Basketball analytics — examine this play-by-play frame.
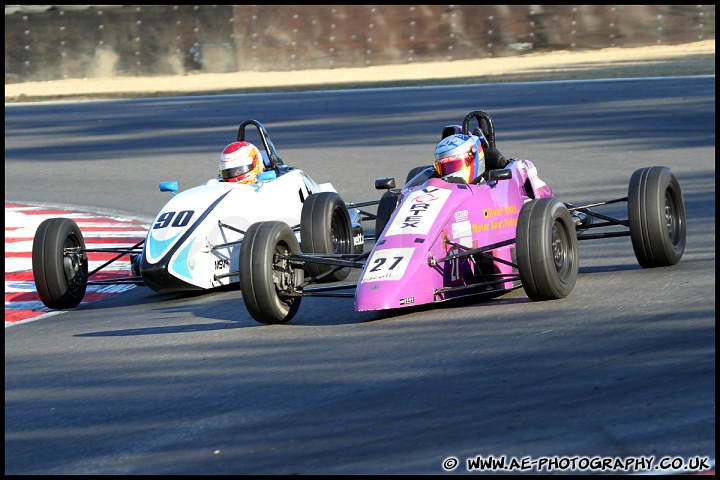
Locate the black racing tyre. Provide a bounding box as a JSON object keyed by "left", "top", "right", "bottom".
{"left": 405, "top": 165, "right": 434, "bottom": 185}
{"left": 516, "top": 198, "right": 578, "bottom": 301}
{"left": 32, "top": 217, "right": 88, "bottom": 309}
{"left": 373, "top": 165, "right": 432, "bottom": 238}
{"left": 239, "top": 221, "right": 303, "bottom": 324}
{"left": 375, "top": 190, "right": 400, "bottom": 240}
{"left": 627, "top": 166, "right": 686, "bottom": 268}
{"left": 300, "top": 192, "right": 353, "bottom": 282}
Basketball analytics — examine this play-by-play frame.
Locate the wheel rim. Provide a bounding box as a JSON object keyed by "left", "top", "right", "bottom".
{"left": 551, "top": 220, "right": 571, "bottom": 277}
{"left": 331, "top": 208, "right": 351, "bottom": 255}
{"left": 272, "top": 243, "right": 294, "bottom": 294}
{"left": 664, "top": 189, "right": 681, "bottom": 246}
{"left": 63, "top": 234, "right": 86, "bottom": 294}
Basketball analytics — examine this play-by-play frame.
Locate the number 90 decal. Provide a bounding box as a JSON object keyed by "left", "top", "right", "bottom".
{"left": 360, "top": 247, "right": 414, "bottom": 283}
{"left": 153, "top": 210, "right": 195, "bottom": 229}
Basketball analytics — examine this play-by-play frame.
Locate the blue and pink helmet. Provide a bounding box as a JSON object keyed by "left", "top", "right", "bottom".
{"left": 434, "top": 133, "right": 486, "bottom": 183}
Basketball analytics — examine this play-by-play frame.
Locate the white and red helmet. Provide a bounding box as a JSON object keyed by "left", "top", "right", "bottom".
{"left": 219, "top": 141, "right": 264, "bottom": 184}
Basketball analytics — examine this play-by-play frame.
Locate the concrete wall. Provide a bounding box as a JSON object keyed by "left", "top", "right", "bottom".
{"left": 5, "top": 5, "right": 715, "bottom": 84}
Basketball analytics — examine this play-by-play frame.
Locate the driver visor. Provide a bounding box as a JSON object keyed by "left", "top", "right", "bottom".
{"left": 220, "top": 164, "right": 253, "bottom": 180}
{"left": 436, "top": 151, "right": 473, "bottom": 176}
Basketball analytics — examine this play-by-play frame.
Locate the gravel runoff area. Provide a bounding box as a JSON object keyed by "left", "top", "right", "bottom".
{"left": 4, "top": 39, "right": 715, "bottom": 103}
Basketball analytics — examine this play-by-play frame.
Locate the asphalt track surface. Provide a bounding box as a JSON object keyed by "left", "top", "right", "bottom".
{"left": 4, "top": 76, "right": 715, "bottom": 474}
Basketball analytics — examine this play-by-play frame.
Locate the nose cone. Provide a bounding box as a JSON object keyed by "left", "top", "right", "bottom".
{"left": 355, "top": 279, "right": 436, "bottom": 311}
{"left": 356, "top": 178, "right": 474, "bottom": 312}
{"left": 354, "top": 245, "right": 436, "bottom": 311}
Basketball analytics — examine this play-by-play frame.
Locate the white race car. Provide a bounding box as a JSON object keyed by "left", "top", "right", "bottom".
{"left": 31, "top": 119, "right": 373, "bottom": 310}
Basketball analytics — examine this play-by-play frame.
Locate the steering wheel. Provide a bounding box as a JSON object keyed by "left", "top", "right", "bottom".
{"left": 462, "top": 111, "right": 496, "bottom": 149}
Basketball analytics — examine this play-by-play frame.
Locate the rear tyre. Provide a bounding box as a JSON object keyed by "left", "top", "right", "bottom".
{"left": 239, "top": 221, "right": 303, "bottom": 324}
{"left": 32, "top": 218, "right": 88, "bottom": 309}
{"left": 516, "top": 198, "right": 578, "bottom": 301}
{"left": 628, "top": 166, "right": 686, "bottom": 267}
{"left": 300, "top": 192, "right": 353, "bottom": 282}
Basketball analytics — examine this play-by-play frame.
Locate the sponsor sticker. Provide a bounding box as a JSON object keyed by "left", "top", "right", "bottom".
{"left": 353, "top": 232, "right": 364, "bottom": 246}
{"left": 454, "top": 209, "right": 469, "bottom": 221}
{"left": 384, "top": 186, "right": 451, "bottom": 237}
{"left": 452, "top": 220, "right": 472, "bottom": 238}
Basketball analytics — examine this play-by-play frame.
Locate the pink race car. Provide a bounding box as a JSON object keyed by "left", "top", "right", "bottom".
{"left": 238, "top": 110, "right": 687, "bottom": 324}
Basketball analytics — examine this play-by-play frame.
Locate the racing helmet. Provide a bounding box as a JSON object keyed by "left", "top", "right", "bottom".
{"left": 219, "top": 141, "right": 264, "bottom": 184}
{"left": 434, "top": 133, "right": 485, "bottom": 183}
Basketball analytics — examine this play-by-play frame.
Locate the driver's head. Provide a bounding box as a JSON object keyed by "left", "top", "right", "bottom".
{"left": 434, "top": 134, "right": 485, "bottom": 183}
{"left": 219, "top": 141, "right": 264, "bottom": 184}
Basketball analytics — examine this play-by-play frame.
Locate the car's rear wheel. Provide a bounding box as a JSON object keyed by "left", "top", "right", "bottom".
{"left": 516, "top": 198, "right": 578, "bottom": 301}
{"left": 628, "top": 166, "right": 686, "bottom": 267}
{"left": 300, "top": 192, "right": 353, "bottom": 282}
{"left": 32, "top": 217, "right": 88, "bottom": 309}
{"left": 239, "top": 221, "right": 303, "bottom": 324}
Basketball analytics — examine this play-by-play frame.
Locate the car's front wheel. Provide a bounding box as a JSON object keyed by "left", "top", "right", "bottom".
{"left": 32, "top": 217, "right": 88, "bottom": 309}
{"left": 405, "top": 165, "right": 434, "bottom": 185}
{"left": 374, "top": 190, "right": 400, "bottom": 240}
{"left": 516, "top": 198, "right": 578, "bottom": 301}
{"left": 239, "top": 221, "right": 304, "bottom": 324}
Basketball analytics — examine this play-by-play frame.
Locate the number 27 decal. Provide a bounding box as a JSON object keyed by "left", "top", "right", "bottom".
{"left": 369, "top": 256, "right": 403, "bottom": 272}
{"left": 450, "top": 257, "right": 460, "bottom": 282}
{"left": 361, "top": 247, "right": 414, "bottom": 283}
{"left": 449, "top": 249, "right": 461, "bottom": 282}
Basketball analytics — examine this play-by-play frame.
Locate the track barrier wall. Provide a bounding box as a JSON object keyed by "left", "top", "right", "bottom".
{"left": 4, "top": 5, "right": 715, "bottom": 84}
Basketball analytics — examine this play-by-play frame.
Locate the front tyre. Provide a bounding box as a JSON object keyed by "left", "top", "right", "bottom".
{"left": 405, "top": 165, "right": 434, "bottom": 185}
{"left": 32, "top": 218, "right": 88, "bottom": 309}
{"left": 374, "top": 190, "right": 400, "bottom": 240}
{"left": 516, "top": 198, "right": 578, "bottom": 301}
{"left": 300, "top": 192, "right": 353, "bottom": 282}
{"left": 239, "top": 221, "right": 303, "bottom": 324}
{"left": 628, "top": 166, "right": 686, "bottom": 268}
